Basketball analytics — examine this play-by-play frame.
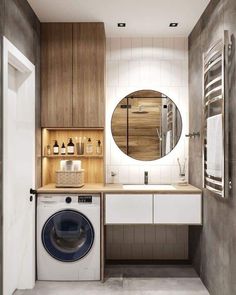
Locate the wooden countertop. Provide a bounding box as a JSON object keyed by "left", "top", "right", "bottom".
{"left": 37, "top": 183, "right": 201, "bottom": 194}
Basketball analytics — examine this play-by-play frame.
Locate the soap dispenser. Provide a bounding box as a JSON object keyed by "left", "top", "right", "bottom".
{"left": 96, "top": 140, "right": 102, "bottom": 155}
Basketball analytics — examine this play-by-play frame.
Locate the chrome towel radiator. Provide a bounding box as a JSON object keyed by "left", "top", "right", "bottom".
{"left": 203, "top": 30, "right": 232, "bottom": 198}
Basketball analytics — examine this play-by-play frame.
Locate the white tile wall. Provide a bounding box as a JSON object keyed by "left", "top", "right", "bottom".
{"left": 106, "top": 37, "right": 189, "bottom": 184}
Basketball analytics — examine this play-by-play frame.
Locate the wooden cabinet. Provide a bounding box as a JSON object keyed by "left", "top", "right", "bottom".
{"left": 105, "top": 194, "right": 153, "bottom": 224}
{"left": 41, "top": 23, "right": 105, "bottom": 128}
{"left": 41, "top": 23, "right": 73, "bottom": 127}
{"left": 154, "top": 194, "right": 202, "bottom": 224}
{"left": 73, "top": 23, "right": 105, "bottom": 127}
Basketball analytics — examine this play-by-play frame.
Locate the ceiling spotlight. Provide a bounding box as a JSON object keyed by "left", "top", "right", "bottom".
{"left": 169, "top": 23, "right": 178, "bottom": 27}
{"left": 117, "top": 23, "right": 126, "bottom": 27}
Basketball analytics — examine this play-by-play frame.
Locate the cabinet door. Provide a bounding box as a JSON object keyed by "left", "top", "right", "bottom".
{"left": 154, "top": 194, "right": 202, "bottom": 224}
{"left": 105, "top": 194, "right": 153, "bottom": 224}
{"left": 73, "top": 23, "right": 105, "bottom": 127}
{"left": 41, "top": 23, "right": 73, "bottom": 127}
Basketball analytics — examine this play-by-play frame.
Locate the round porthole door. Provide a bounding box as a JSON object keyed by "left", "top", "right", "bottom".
{"left": 42, "top": 210, "right": 94, "bottom": 262}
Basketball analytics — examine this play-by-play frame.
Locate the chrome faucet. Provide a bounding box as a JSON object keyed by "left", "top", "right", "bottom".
{"left": 144, "top": 171, "right": 148, "bottom": 185}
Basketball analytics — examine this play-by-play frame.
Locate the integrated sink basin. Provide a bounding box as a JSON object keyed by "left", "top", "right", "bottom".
{"left": 122, "top": 184, "right": 176, "bottom": 190}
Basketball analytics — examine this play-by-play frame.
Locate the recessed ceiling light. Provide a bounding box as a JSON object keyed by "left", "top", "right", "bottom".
{"left": 117, "top": 23, "right": 126, "bottom": 27}
{"left": 169, "top": 23, "right": 178, "bottom": 27}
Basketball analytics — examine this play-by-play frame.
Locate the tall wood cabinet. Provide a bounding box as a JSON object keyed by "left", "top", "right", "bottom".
{"left": 41, "top": 23, "right": 105, "bottom": 128}
{"left": 41, "top": 23, "right": 73, "bottom": 127}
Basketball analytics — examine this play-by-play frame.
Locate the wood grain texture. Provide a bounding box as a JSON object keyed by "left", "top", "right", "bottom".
{"left": 41, "top": 23, "right": 73, "bottom": 127}
{"left": 73, "top": 23, "right": 105, "bottom": 127}
{"left": 111, "top": 96, "right": 162, "bottom": 161}
{"left": 37, "top": 183, "right": 202, "bottom": 194}
{"left": 42, "top": 128, "right": 104, "bottom": 185}
{"left": 105, "top": 224, "right": 188, "bottom": 260}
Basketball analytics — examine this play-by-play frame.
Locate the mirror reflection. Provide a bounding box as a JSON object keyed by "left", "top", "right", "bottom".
{"left": 111, "top": 90, "right": 182, "bottom": 161}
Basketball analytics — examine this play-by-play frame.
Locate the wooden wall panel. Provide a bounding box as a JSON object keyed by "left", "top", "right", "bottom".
{"left": 73, "top": 23, "right": 105, "bottom": 127}
{"left": 41, "top": 23, "right": 73, "bottom": 127}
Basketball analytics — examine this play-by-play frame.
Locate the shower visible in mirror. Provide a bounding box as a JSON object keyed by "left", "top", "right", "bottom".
{"left": 111, "top": 89, "right": 182, "bottom": 161}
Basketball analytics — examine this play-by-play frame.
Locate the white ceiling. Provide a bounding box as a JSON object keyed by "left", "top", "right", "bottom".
{"left": 27, "top": 0, "right": 210, "bottom": 37}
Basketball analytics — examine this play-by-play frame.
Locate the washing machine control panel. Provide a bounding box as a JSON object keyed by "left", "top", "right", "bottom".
{"left": 78, "top": 195, "right": 92, "bottom": 203}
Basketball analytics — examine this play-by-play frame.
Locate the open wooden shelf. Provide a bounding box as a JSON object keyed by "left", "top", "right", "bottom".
{"left": 43, "top": 154, "right": 103, "bottom": 159}
{"left": 42, "top": 128, "right": 105, "bottom": 186}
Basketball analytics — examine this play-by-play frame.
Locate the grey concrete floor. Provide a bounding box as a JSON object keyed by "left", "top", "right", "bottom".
{"left": 14, "top": 265, "right": 210, "bottom": 295}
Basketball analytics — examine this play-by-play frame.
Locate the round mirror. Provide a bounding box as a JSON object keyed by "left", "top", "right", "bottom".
{"left": 111, "top": 90, "right": 182, "bottom": 161}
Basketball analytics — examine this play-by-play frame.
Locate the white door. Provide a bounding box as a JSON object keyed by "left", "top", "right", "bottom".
{"left": 3, "top": 37, "right": 35, "bottom": 295}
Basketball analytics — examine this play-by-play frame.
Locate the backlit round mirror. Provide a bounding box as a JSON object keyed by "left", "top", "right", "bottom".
{"left": 111, "top": 90, "right": 182, "bottom": 161}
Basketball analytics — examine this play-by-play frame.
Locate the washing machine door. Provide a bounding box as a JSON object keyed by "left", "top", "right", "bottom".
{"left": 42, "top": 209, "right": 94, "bottom": 262}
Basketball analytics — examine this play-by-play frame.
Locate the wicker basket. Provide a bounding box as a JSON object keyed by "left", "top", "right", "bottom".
{"left": 55, "top": 169, "right": 85, "bottom": 188}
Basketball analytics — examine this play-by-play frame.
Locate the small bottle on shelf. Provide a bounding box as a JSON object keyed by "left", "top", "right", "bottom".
{"left": 53, "top": 140, "right": 59, "bottom": 155}
{"left": 96, "top": 140, "right": 102, "bottom": 155}
{"left": 46, "top": 145, "right": 51, "bottom": 156}
{"left": 61, "top": 142, "right": 66, "bottom": 155}
{"left": 67, "top": 138, "right": 75, "bottom": 155}
{"left": 86, "top": 138, "right": 93, "bottom": 154}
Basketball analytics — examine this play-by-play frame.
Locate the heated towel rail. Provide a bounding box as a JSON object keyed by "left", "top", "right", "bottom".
{"left": 203, "top": 30, "right": 232, "bottom": 198}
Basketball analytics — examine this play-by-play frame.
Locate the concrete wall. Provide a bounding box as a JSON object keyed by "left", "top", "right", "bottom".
{"left": 188, "top": 0, "right": 236, "bottom": 294}
{"left": 0, "top": 0, "right": 40, "bottom": 293}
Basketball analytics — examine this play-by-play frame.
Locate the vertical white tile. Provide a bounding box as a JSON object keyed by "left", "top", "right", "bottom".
{"left": 153, "top": 38, "right": 163, "bottom": 60}
{"left": 160, "top": 61, "right": 171, "bottom": 86}
{"left": 131, "top": 38, "right": 142, "bottom": 60}
{"left": 118, "top": 61, "right": 130, "bottom": 87}
{"left": 150, "top": 61, "right": 161, "bottom": 86}
{"left": 106, "top": 61, "right": 119, "bottom": 87}
{"left": 171, "top": 165, "right": 181, "bottom": 184}
{"left": 106, "top": 165, "right": 119, "bottom": 184}
{"left": 160, "top": 166, "right": 172, "bottom": 183}
{"left": 129, "top": 61, "right": 141, "bottom": 87}
{"left": 142, "top": 38, "right": 153, "bottom": 60}
{"left": 171, "top": 61, "right": 184, "bottom": 87}
{"left": 128, "top": 166, "right": 141, "bottom": 184}
{"left": 149, "top": 166, "right": 161, "bottom": 184}
{"left": 110, "top": 38, "right": 121, "bottom": 60}
{"left": 106, "top": 37, "right": 189, "bottom": 191}
{"left": 120, "top": 38, "right": 132, "bottom": 60}
{"left": 140, "top": 61, "right": 151, "bottom": 85}
{"left": 118, "top": 166, "right": 130, "bottom": 184}
{"left": 162, "top": 38, "right": 174, "bottom": 60}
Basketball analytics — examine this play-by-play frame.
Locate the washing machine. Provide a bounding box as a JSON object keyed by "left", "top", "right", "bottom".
{"left": 37, "top": 194, "right": 100, "bottom": 281}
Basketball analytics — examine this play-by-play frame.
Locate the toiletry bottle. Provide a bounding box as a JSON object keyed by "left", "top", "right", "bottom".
{"left": 53, "top": 140, "right": 59, "bottom": 155}
{"left": 86, "top": 138, "right": 93, "bottom": 154}
{"left": 61, "top": 142, "right": 66, "bottom": 155}
{"left": 76, "top": 137, "right": 84, "bottom": 155}
{"left": 96, "top": 140, "right": 102, "bottom": 155}
{"left": 67, "top": 138, "right": 75, "bottom": 155}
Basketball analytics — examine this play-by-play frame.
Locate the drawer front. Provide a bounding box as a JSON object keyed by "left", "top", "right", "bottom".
{"left": 154, "top": 194, "right": 202, "bottom": 224}
{"left": 105, "top": 194, "right": 153, "bottom": 224}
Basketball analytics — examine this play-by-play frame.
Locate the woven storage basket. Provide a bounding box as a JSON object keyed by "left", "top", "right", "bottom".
{"left": 55, "top": 169, "right": 85, "bottom": 188}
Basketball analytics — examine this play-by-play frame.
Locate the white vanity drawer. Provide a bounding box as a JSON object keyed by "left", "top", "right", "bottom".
{"left": 154, "top": 194, "right": 202, "bottom": 224}
{"left": 105, "top": 194, "right": 153, "bottom": 224}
